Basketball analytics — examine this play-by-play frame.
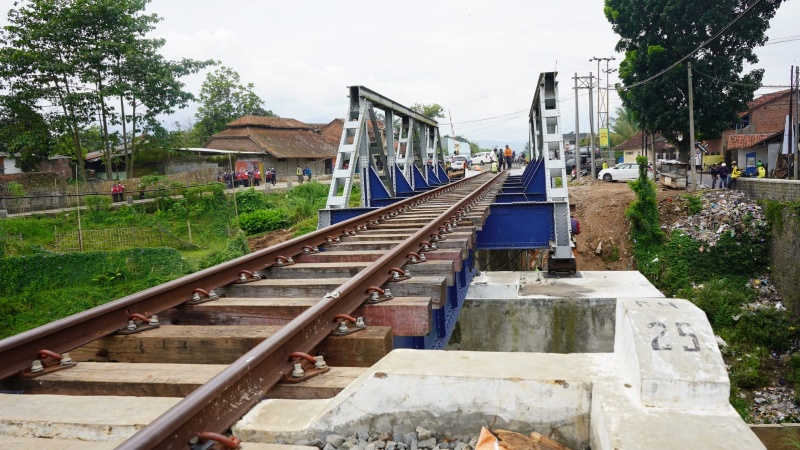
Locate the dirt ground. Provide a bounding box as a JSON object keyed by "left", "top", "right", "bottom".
{"left": 569, "top": 176, "right": 685, "bottom": 271}
{"left": 248, "top": 229, "right": 295, "bottom": 251}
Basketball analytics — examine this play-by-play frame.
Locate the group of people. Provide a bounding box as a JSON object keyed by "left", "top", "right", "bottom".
{"left": 110, "top": 181, "right": 125, "bottom": 202}
{"left": 490, "top": 145, "right": 516, "bottom": 173}
{"left": 708, "top": 160, "right": 766, "bottom": 189}
{"left": 217, "top": 168, "right": 278, "bottom": 189}
{"left": 296, "top": 166, "right": 312, "bottom": 184}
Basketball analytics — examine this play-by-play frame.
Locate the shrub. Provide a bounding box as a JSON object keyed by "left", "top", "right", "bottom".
{"left": 729, "top": 350, "right": 766, "bottom": 388}
{"left": 239, "top": 209, "right": 291, "bottom": 235}
{"left": 235, "top": 188, "right": 268, "bottom": 214}
{"left": 733, "top": 308, "right": 800, "bottom": 352}
{"left": 682, "top": 194, "right": 703, "bottom": 215}
{"left": 626, "top": 156, "right": 664, "bottom": 248}
{"left": 690, "top": 279, "right": 752, "bottom": 328}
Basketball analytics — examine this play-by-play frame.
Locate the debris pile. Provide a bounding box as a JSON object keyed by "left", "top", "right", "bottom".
{"left": 665, "top": 190, "right": 767, "bottom": 246}
{"left": 750, "top": 386, "right": 800, "bottom": 423}
{"left": 744, "top": 276, "right": 785, "bottom": 311}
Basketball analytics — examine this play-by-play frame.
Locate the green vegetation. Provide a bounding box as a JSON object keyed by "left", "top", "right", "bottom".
{"left": 0, "top": 248, "right": 193, "bottom": 338}
{"left": 605, "top": 0, "right": 783, "bottom": 160}
{"left": 0, "top": 181, "right": 341, "bottom": 338}
{"left": 628, "top": 157, "right": 798, "bottom": 422}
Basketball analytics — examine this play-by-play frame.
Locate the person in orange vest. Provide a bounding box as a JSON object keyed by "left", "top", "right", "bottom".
{"left": 504, "top": 145, "right": 513, "bottom": 169}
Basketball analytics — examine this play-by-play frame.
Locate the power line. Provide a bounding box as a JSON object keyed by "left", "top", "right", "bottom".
{"left": 449, "top": 109, "right": 528, "bottom": 125}
{"left": 617, "top": 0, "right": 765, "bottom": 92}
{"left": 693, "top": 67, "right": 793, "bottom": 88}
{"left": 764, "top": 34, "right": 800, "bottom": 45}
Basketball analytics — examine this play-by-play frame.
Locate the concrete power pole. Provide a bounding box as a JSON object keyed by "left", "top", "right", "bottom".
{"left": 795, "top": 66, "right": 799, "bottom": 180}
{"left": 592, "top": 56, "right": 615, "bottom": 159}
{"left": 573, "top": 73, "right": 595, "bottom": 179}
{"left": 688, "top": 61, "right": 697, "bottom": 192}
{"left": 574, "top": 73, "right": 580, "bottom": 179}
{"left": 588, "top": 73, "right": 596, "bottom": 175}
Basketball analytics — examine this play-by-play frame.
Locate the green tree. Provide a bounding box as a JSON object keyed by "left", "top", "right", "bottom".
{"left": 605, "top": 0, "right": 785, "bottom": 159}
{"left": 611, "top": 106, "right": 639, "bottom": 143}
{"left": 194, "top": 66, "right": 273, "bottom": 144}
{"left": 0, "top": 97, "right": 51, "bottom": 171}
{"left": 411, "top": 103, "right": 445, "bottom": 120}
{"left": 0, "top": 0, "right": 209, "bottom": 179}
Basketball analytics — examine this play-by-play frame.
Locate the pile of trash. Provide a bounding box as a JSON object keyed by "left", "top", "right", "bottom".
{"left": 750, "top": 386, "right": 800, "bottom": 423}
{"left": 666, "top": 190, "right": 768, "bottom": 246}
{"left": 743, "top": 276, "right": 785, "bottom": 311}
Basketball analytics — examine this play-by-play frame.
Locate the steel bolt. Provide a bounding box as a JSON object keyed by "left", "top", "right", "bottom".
{"left": 315, "top": 355, "right": 327, "bottom": 369}
{"left": 149, "top": 315, "right": 159, "bottom": 326}
{"left": 383, "top": 289, "right": 393, "bottom": 299}
{"left": 292, "top": 363, "right": 305, "bottom": 378}
{"left": 337, "top": 321, "right": 349, "bottom": 333}
{"left": 355, "top": 317, "right": 366, "bottom": 329}
{"left": 60, "top": 353, "right": 73, "bottom": 366}
{"left": 30, "top": 359, "right": 44, "bottom": 373}
{"left": 370, "top": 291, "right": 380, "bottom": 302}
{"left": 127, "top": 320, "right": 137, "bottom": 331}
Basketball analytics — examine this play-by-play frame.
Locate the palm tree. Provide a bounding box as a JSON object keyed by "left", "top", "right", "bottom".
{"left": 611, "top": 106, "right": 639, "bottom": 142}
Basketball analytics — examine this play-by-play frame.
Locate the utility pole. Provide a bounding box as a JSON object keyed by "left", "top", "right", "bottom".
{"left": 588, "top": 73, "right": 596, "bottom": 175}
{"left": 688, "top": 61, "right": 697, "bottom": 192}
{"left": 573, "top": 73, "right": 595, "bottom": 179}
{"left": 795, "top": 66, "right": 799, "bottom": 180}
{"left": 574, "top": 73, "right": 580, "bottom": 179}
{"left": 591, "top": 56, "right": 615, "bottom": 159}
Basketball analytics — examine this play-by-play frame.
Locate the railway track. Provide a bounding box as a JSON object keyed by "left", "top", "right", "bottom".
{"left": 0, "top": 171, "right": 505, "bottom": 449}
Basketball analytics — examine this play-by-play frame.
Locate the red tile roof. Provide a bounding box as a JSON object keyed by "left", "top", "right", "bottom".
{"left": 207, "top": 128, "right": 335, "bottom": 159}
{"left": 726, "top": 133, "right": 779, "bottom": 150}
{"left": 748, "top": 89, "right": 791, "bottom": 110}
{"left": 227, "top": 115, "right": 309, "bottom": 129}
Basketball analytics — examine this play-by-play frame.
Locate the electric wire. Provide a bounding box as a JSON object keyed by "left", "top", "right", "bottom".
{"left": 693, "top": 67, "right": 794, "bottom": 88}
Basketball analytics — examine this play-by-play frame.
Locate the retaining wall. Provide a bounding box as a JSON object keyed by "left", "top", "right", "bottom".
{"left": 736, "top": 178, "right": 800, "bottom": 313}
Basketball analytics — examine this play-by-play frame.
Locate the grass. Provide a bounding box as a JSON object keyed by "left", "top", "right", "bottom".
{"left": 0, "top": 181, "right": 337, "bottom": 338}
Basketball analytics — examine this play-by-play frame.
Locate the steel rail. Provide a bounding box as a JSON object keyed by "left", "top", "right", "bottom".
{"left": 117, "top": 173, "right": 501, "bottom": 449}
{"left": 0, "top": 173, "right": 487, "bottom": 381}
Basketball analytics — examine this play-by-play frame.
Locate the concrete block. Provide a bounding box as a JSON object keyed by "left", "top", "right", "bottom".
{"left": 591, "top": 383, "right": 765, "bottom": 449}
{"left": 467, "top": 272, "right": 520, "bottom": 298}
{"left": 614, "top": 298, "right": 729, "bottom": 410}
{"left": 0, "top": 394, "right": 179, "bottom": 442}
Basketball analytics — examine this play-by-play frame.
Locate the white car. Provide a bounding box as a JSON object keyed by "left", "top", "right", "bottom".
{"left": 450, "top": 155, "right": 471, "bottom": 170}
{"left": 471, "top": 152, "right": 493, "bottom": 165}
{"left": 597, "top": 163, "right": 654, "bottom": 182}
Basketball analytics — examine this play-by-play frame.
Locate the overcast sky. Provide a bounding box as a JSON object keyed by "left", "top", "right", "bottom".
{"left": 1, "top": 0, "right": 798, "bottom": 148}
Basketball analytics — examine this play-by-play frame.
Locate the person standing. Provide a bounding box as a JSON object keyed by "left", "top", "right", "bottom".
{"left": 709, "top": 163, "right": 719, "bottom": 189}
{"left": 729, "top": 161, "right": 741, "bottom": 189}
{"left": 757, "top": 164, "right": 766, "bottom": 178}
{"left": 504, "top": 145, "right": 513, "bottom": 169}
{"left": 718, "top": 163, "right": 729, "bottom": 189}
{"left": 271, "top": 168, "right": 277, "bottom": 186}
{"left": 305, "top": 166, "right": 312, "bottom": 181}
{"left": 111, "top": 183, "right": 118, "bottom": 202}
{"left": 296, "top": 166, "right": 304, "bottom": 184}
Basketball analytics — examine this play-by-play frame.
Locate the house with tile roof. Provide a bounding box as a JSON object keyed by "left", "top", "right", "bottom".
{"left": 204, "top": 116, "right": 344, "bottom": 179}
{"left": 612, "top": 131, "right": 677, "bottom": 164}
{"left": 719, "top": 89, "right": 796, "bottom": 175}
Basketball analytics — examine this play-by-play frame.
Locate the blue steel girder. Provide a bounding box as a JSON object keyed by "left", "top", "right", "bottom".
{"left": 476, "top": 202, "right": 555, "bottom": 250}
